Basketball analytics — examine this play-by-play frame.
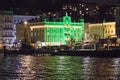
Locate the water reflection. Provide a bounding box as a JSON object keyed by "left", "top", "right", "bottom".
{"left": 83, "top": 57, "right": 120, "bottom": 80}
{"left": 0, "top": 54, "right": 120, "bottom": 80}
{"left": 113, "top": 58, "right": 120, "bottom": 80}
{"left": 0, "top": 54, "right": 83, "bottom": 80}
{"left": 34, "top": 56, "right": 83, "bottom": 80}
{"left": 0, "top": 55, "right": 35, "bottom": 80}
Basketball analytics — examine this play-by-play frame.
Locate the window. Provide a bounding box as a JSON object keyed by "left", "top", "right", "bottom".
{"left": 34, "top": 32, "right": 36, "bottom": 36}
{"left": 82, "top": 5, "right": 84, "bottom": 7}
{"left": 31, "top": 32, "right": 33, "bottom": 36}
{"left": 41, "top": 28, "right": 43, "bottom": 30}
{"left": 86, "top": 8, "right": 89, "bottom": 11}
{"left": 18, "top": 19, "right": 19, "bottom": 22}
{"left": 37, "top": 33, "right": 39, "bottom": 36}
{"left": 9, "top": 39, "right": 12, "bottom": 42}
{"left": 47, "top": 32, "right": 49, "bottom": 35}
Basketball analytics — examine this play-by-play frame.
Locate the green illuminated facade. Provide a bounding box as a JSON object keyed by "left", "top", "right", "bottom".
{"left": 44, "top": 15, "right": 84, "bottom": 45}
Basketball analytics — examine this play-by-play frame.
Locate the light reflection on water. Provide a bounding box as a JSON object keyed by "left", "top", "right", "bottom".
{"left": 0, "top": 54, "right": 120, "bottom": 80}
{"left": 83, "top": 57, "right": 120, "bottom": 80}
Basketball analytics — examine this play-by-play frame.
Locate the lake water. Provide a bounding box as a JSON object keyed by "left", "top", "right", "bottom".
{"left": 0, "top": 53, "right": 120, "bottom": 80}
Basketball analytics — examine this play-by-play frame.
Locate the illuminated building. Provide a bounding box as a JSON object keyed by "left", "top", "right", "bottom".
{"left": 84, "top": 22, "right": 117, "bottom": 49}
{"left": 26, "top": 14, "right": 84, "bottom": 47}
{"left": 43, "top": 14, "right": 84, "bottom": 46}
{"left": 86, "top": 22, "right": 116, "bottom": 40}
{"left": 27, "top": 22, "right": 45, "bottom": 46}
{"left": 0, "top": 10, "right": 39, "bottom": 48}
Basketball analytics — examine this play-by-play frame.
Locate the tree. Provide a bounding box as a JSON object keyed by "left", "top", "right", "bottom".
{"left": 21, "top": 27, "right": 32, "bottom": 49}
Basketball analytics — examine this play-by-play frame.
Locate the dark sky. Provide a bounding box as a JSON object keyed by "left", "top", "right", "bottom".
{"left": 81, "top": 0, "right": 119, "bottom": 5}
{"left": 0, "top": 0, "right": 119, "bottom": 11}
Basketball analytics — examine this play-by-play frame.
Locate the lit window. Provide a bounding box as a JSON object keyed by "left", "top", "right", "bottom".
{"left": 69, "top": 6, "right": 72, "bottom": 9}
{"left": 47, "top": 32, "right": 49, "bottom": 35}
{"left": 63, "top": 7, "right": 66, "bottom": 10}
{"left": 86, "top": 8, "right": 89, "bottom": 11}
{"left": 79, "top": 11, "right": 82, "bottom": 14}
{"left": 86, "top": 12, "right": 88, "bottom": 14}
{"left": 82, "top": 5, "right": 84, "bottom": 7}
{"left": 48, "top": 12, "right": 51, "bottom": 15}
{"left": 96, "top": 6, "right": 99, "bottom": 10}
{"left": 34, "top": 32, "right": 36, "bottom": 36}
{"left": 70, "top": 12, "right": 72, "bottom": 15}
{"left": 75, "top": 7, "right": 77, "bottom": 11}
{"left": 38, "top": 33, "right": 39, "bottom": 36}
{"left": 82, "top": 14, "right": 84, "bottom": 16}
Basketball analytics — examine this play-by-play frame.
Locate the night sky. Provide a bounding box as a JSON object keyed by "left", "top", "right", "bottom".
{"left": 81, "top": 0, "right": 119, "bottom": 5}
{"left": 0, "top": 0, "right": 119, "bottom": 11}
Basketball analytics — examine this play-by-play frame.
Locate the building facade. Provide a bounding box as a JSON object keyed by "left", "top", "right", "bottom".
{"left": 86, "top": 22, "right": 116, "bottom": 41}
{"left": 0, "top": 11, "right": 39, "bottom": 48}
{"left": 28, "top": 15, "right": 84, "bottom": 47}
{"left": 44, "top": 15, "right": 84, "bottom": 45}
{"left": 0, "top": 15, "right": 16, "bottom": 47}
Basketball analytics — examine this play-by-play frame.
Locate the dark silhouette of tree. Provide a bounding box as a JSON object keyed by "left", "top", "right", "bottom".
{"left": 21, "top": 27, "right": 31, "bottom": 49}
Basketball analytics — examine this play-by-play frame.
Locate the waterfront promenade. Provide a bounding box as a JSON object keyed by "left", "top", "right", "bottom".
{"left": 2, "top": 48, "right": 120, "bottom": 57}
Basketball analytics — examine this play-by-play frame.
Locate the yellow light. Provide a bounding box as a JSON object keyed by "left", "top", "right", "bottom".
{"left": 24, "top": 21, "right": 27, "bottom": 25}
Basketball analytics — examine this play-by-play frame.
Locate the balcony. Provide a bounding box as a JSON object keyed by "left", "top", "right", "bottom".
{"left": 3, "top": 27, "right": 15, "bottom": 30}
{"left": 2, "top": 35, "right": 14, "bottom": 37}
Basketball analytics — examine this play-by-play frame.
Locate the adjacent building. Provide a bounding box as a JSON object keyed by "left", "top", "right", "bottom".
{"left": 86, "top": 22, "right": 116, "bottom": 39}
{"left": 16, "top": 21, "right": 44, "bottom": 45}
{"left": 0, "top": 10, "right": 39, "bottom": 48}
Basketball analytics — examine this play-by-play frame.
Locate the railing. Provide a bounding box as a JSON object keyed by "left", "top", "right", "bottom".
{"left": 78, "top": 49, "right": 96, "bottom": 51}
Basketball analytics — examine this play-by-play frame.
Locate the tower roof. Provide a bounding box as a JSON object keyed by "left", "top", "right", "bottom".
{"left": 79, "top": 16, "right": 84, "bottom": 22}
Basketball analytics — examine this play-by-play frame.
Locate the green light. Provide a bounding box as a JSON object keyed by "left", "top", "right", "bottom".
{"left": 44, "top": 15, "right": 84, "bottom": 45}
{"left": 2, "top": 10, "right": 13, "bottom": 14}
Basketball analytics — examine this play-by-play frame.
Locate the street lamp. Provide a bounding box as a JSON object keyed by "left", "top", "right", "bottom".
{"left": 24, "top": 21, "right": 27, "bottom": 25}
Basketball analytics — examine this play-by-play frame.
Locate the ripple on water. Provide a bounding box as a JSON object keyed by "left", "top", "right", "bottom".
{"left": 0, "top": 55, "right": 120, "bottom": 80}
